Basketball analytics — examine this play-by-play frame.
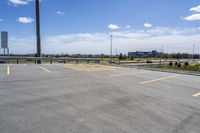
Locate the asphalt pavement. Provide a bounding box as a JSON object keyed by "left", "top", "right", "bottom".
{"left": 0, "top": 64, "right": 200, "bottom": 133}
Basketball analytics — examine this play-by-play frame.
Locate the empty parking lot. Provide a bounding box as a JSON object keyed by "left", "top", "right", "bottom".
{"left": 0, "top": 64, "right": 200, "bottom": 133}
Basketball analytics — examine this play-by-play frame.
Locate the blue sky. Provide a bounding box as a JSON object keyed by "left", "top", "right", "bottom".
{"left": 1, "top": 0, "right": 200, "bottom": 54}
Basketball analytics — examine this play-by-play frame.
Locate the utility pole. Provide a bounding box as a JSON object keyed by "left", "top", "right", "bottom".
{"left": 199, "top": 45, "right": 200, "bottom": 60}
{"left": 36, "top": 0, "right": 41, "bottom": 64}
{"left": 115, "top": 48, "right": 118, "bottom": 56}
{"left": 192, "top": 44, "right": 195, "bottom": 59}
{"left": 110, "top": 35, "right": 113, "bottom": 63}
{"left": 159, "top": 46, "right": 164, "bottom": 66}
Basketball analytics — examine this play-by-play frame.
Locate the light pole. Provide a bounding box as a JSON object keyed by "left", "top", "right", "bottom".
{"left": 192, "top": 44, "right": 195, "bottom": 59}
{"left": 36, "top": 0, "right": 41, "bottom": 64}
{"left": 110, "top": 35, "right": 113, "bottom": 63}
{"left": 159, "top": 46, "right": 164, "bottom": 66}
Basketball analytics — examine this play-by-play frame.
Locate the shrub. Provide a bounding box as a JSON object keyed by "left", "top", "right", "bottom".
{"left": 184, "top": 61, "right": 189, "bottom": 66}
{"left": 175, "top": 62, "right": 178, "bottom": 66}
{"left": 123, "top": 55, "right": 127, "bottom": 60}
{"left": 130, "top": 56, "right": 133, "bottom": 60}
{"left": 195, "top": 64, "right": 199, "bottom": 69}
{"left": 146, "top": 60, "right": 153, "bottom": 63}
{"left": 178, "top": 63, "right": 181, "bottom": 68}
{"left": 169, "top": 61, "right": 173, "bottom": 66}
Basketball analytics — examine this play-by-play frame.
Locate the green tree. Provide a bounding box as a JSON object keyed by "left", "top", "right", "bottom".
{"left": 169, "top": 61, "right": 173, "bottom": 66}
{"left": 130, "top": 55, "right": 134, "bottom": 60}
{"left": 119, "top": 53, "right": 123, "bottom": 60}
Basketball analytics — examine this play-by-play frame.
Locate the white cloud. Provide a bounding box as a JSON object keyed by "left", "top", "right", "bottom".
{"left": 108, "top": 24, "right": 120, "bottom": 30}
{"left": 184, "top": 14, "right": 200, "bottom": 21}
{"left": 125, "top": 25, "right": 131, "bottom": 29}
{"left": 183, "top": 5, "right": 200, "bottom": 21}
{"left": 0, "top": 19, "right": 3, "bottom": 22}
{"left": 9, "top": 27, "right": 200, "bottom": 54}
{"left": 56, "top": 11, "right": 66, "bottom": 15}
{"left": 17, "top": 17, "right": 34, "bottom": 23}
{"left": 9, "top": 36, "right": 36, "bottom": 54}
{"left": 8, "top": 0, "right": 32, "bottom": 6}
{"left": 144, "top": 23, "right": 152, "bottom": 28}
{"left": 190, "top": 5, "right": 200, "bottom": 12}
{"left": 8, "top": 0, "right": 42, "bottom": 6}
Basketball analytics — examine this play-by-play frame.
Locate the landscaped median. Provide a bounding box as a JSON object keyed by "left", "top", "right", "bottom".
{"left": 145, "top": 61, "right": 200, "bottom": 76}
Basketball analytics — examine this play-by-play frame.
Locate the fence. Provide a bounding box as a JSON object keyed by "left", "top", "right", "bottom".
{"left": 0, "top": 56, "right": 102, "bottom": 64}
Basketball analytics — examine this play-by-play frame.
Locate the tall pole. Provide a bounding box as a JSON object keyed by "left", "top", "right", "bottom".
{"left": 199, "top": 45, "right": 200, "bottom": 60}
{"left": 192, "top": 44, "right": 195, "bottom": 59}
{"left": 110, "top": 35, "right": 113, "bottom": 63}
{"left": 36, "top": 0, "right": 41, "bottom": 64}
{"left": 159, "top": 46, "right": 163, "bottom": 66}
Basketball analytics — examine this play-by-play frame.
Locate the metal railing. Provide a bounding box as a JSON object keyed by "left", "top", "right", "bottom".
{"left": 0, "top": 56, "right": 102, "bottom": 64}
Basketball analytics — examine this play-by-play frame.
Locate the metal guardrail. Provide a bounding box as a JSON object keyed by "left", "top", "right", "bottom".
{"left": 0, "top": 56, "right": 102, "bottom": 64}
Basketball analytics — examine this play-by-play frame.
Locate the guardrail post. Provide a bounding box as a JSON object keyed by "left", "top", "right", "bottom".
{"left": 76, "top": 60, "right": 78, "bottom": 64}
{"left": 87, "top": 60, "right": 89, "bottom": 64}
{"left": 64, "top": 60, "right": 66, "bottom": 64}
{"left": 50, "top": 59, "right": 52, "bottom": 64}
{"left": 17, "top": 59, "right": 19, "bottom": 64}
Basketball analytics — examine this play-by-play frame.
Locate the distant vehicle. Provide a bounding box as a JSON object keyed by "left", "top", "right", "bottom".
{"left": 146, "top": 60, "right": 153, "bottom": 63}
{"left": 58, "top": 60, "right": 65, "bottom": 63}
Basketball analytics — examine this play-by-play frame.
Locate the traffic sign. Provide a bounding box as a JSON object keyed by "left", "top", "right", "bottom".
{"left": 1, "top": 31, "right": 8, "bottom": 48}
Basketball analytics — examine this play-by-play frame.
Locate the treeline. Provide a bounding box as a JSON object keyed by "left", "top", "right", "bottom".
{"left": 161, "top": 53, "right": 200, "bottom": 59}
{"left": 1, "top": 52, "right": 200, "bottom": 59}
{"left": 120, "top": 53, "right": 200, "bottom": 60}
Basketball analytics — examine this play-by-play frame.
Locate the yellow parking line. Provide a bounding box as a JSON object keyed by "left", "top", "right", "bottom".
{"left": 6, "top": 65, "right": 10, "bottom": 76}
{"left": 140, "top": 74, "right": 181, "bottom": 84}
{"left": 193, "top": 92, "right": 200, "bottom": 97}
{"left": 37, "top": 65, "right": 51, "bottom": 73}
{"left": 109, "top": 71, "right": 149, "bottom": 77}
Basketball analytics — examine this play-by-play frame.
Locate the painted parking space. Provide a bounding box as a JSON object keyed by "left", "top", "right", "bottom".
{"left": 139, "top": 74, "right": 182, "bottom": 84}
{"left": 1, "top": 64, "right": 200, "bottom": 133}
{"left": 36, "top": 65, "right": 51, "bottom": 73}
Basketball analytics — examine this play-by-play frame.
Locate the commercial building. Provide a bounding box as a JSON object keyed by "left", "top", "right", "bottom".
{"left": 128, "top": 50, "right": 158, "bottom": 58}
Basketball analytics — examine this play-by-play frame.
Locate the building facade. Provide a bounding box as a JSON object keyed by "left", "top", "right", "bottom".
{"left": 128, "top": 50, "right": 158, "bottom": 58}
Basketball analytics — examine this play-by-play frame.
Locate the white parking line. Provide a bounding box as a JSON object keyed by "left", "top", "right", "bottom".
{"left": 140, "top": 74, "right": 182, "bottom": 84}
{"left": 37, "top": 65, "right": 51, "bottom": 73}
{"left": 109, "top": 71, "right": 149, "bottom": 77}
